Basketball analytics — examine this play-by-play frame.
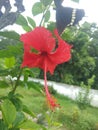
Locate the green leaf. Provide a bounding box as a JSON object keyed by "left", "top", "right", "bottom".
{"left": 0, "top": 39, "right": 18, "bottom": 50}
{"left": 19, "top": 120, "right": 41, "bottom": 130}
{"left": 27, "top": 81, "right": 43, "bottom": 93}
{"left": 44, "top": 10, "right": 50, "bottom": 22}
{"left": 31, "top": 68, "right": 40, "bottom": 78}
{"left": 27, "top": 17, "right": 36, "bottom": 28}
{"left": 0, "top": 69, "right": 10, "bottom": 77}
{"left": 23, "top": 105, "right": 36, "bottom": 117}
{"left": 8, "top": 93, "right": 23, "bottom": 111}
{"left": 0, "top": 119, "right": 8, "bottom": 130}
{"left": 16, "top": 14, "right": 32, "bottom": 32}
{"left": 71, "top": 0, "right": 79, "bottom": 3}
{"left": 0, "top": 81, "right": 9, "bottom": 88}
{"left": 22, "top": 25, "right": 32, "bottom": 32}
{"left": 0, "top": 43, "right": 23, "bottom": 58}
{"left": 4, "top": 57, "right": 16, "bottom": 68}
{"left": 40, "top": 0, "right": 52, "bottom": 6}
{"left": 13, "top": 112, "right": 25, "bottom": 128}
{"left": 52, "top": 122, "right": 62, "bottom": 127}
{"left": 16, "top": 14, "right": 28, "bottom": 26}
{"left": 1, "top": 99, "right": 16, "bottom": 127}
{"left": 32, "top": 2, "right": 44, "bottom": 16}
{"left": 0, "top": 31, "right": 20, "bottom": 41}
{"left": 23, "top": 68, "right": 30, "bottom": 83}
{"left": 47, "top": 22, "right": 56, "bottom": 32}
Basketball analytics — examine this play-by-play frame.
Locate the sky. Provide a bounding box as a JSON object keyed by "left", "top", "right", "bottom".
{"left": 75, "top": 0, "right": 98, "bottom": 23}
{"left": 6, "top": 0, "right": 98, "bottom": 33}
{"left": 62, "top": 0, "right": 98, "bottom": 24}
{"left": 21, "top": 0, "right": 98, "bottom": 24}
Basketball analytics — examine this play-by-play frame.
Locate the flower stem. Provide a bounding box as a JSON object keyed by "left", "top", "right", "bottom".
{"left": 44, "top": 61, "right": 50, "bottom": 97}
{"left": 39, "top": 1, "right": 53, "bottom": 26}
{"left": 11, "top": 68, "right": 23, "bottom": 94}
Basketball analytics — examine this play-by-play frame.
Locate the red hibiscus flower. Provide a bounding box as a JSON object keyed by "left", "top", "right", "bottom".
{"left": 20, "top": 27, "right": 72, "bottom": 110}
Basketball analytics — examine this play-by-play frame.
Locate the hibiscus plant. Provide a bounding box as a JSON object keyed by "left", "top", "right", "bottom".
{"left": 0, "top": 0, "right": 72, "bottom": 130}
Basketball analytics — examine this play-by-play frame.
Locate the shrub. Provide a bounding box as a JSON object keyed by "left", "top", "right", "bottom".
{"left": 76, "top": 81, "right": 93, "bottom": 109}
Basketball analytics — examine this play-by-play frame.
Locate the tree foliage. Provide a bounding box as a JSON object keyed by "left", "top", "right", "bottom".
{"left": 42, "top": 22, "right": 97, "bottom": 89}
{"left": 0, "top": 0, "right": 25, "bottom": 29}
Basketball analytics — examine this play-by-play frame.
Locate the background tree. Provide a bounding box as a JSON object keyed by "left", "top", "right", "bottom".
{"left": 87, "top": 23, "right": 98, "bottom": 89}
{"left": 42, "top": 22, "right": 97, "bottom": 89}
{"left": 0, "top": 0, "right": 25, "bottom": 29}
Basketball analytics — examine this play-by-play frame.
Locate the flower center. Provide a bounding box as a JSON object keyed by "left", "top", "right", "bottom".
{"left": 41, "top": 51, "right": 48, "bottom": 56}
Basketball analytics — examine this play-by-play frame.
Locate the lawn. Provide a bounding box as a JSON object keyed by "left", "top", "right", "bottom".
{"left": 0, "top": 80, "right": 98, "bottom": 130}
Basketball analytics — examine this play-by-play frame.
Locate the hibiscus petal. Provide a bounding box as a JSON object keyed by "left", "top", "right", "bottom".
{"left": 22, "top": 51, "right": 48, "bottom": 71}
{"left": 21, "top": 51, "right": 38, "bottom": 68}
{"left": 20, "top": 27, "right": 56, "bottom": 53}
{"left": 43, "top": 56, "right": 57, "bottom": 74}
{"left": 21, "top": 27, "right": 72, "bottom": 75}
{"left": 51, "top": 41, "right": 72, "bottom": 64}
{"left": 51, "top": 29, "right": 72, "bottom": 64}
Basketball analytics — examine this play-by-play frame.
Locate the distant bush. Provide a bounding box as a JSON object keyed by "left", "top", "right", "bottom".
{"left": 56, "top": 107, "right": 97, "bottom": 130}
{"left": 76, "top": 75, "right": 95, "bottom": 109}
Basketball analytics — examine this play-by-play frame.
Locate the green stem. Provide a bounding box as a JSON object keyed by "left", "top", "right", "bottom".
{"left": 11, "top": 68, "right": 23, "bottom": 94}
{"left": 39, "top": 2, "right": 53, "bottom": 26}
{"left": 39, "top": 11, "right": 45, "bottom": 27}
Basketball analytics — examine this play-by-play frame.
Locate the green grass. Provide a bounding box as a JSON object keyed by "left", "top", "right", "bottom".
{"left": 0, "top": 81, "right": 98, "bottom": 130}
